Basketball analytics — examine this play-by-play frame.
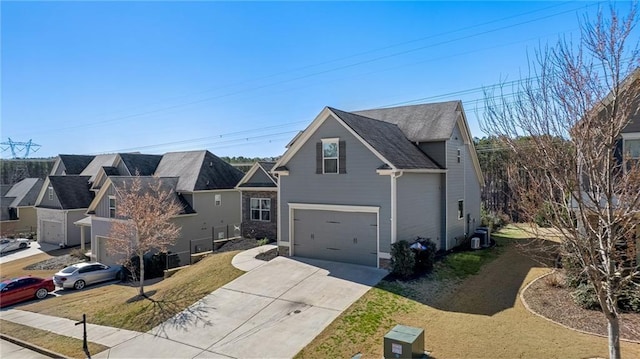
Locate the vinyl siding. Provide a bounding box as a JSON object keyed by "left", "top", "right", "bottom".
{"left": 465, "top": 146, "right": 482, "bottom": 235}
{"left": 246, "top": 168, "right": 273, "bottom": 185}
{"left": 65, "top": 210, "right": 87, "bottom": 246}
{"left": 396, "top": 172, "right": 442, "bottom": 249}
{"left": 445, "top": 122, "right": 466, "bottom": 249}
{"left": 279, "top": 115, "right": 392, "bottom": 252}
{"left": 38, "top": 185, "right": 62, "bottom": 209}
{"left": 418, "top": 141, "right": 446, "bottom": 168}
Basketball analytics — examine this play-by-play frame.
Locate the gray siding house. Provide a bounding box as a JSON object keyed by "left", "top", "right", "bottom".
{"left": 273, "top": 101, "right": 484, "bottom": 268}
{"left": 86, "top": 150, "right": 244, "bottom": 266}
{"left": 236, "top": 161, "right": 278, "bottom": 240}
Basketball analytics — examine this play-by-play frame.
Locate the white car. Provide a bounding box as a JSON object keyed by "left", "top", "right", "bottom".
{"left": 0, "top": 238, "right": 30, "bottom": 254}
{"left": 53, "top": 262, "right": 123, "bottom": 290}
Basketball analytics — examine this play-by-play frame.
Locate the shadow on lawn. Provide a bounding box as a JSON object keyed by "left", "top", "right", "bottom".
{"left": 381, "top": 237, "right": 559, "bottom": 317}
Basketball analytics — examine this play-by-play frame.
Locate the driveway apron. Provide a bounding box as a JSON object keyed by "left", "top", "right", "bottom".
{"left": 100, "top": 256, "right": 386, "bottom": 358}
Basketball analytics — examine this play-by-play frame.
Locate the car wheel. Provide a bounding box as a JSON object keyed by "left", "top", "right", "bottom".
{"left": 35, "top": 288, "right": 48, "bottom": 299}
{"left": 19, "top": 242, "right": 27, "bottom": 249}
{"left": 73, "top": 280, "right": 86, "bottom": 290}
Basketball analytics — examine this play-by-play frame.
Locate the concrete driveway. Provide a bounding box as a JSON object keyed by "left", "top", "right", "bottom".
{"left": 0, "top": 241, "right": 59, "bottom": 264}
{"left": 97, "top": 256, "right": 387, "bottom": 358}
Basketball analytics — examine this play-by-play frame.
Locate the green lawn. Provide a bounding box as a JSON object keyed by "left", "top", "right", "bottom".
{"left": 14, "top": 250, "right": 244, "bottom": 332}
{"left": 296, "top": 230, "right": 640, "bottom": 359}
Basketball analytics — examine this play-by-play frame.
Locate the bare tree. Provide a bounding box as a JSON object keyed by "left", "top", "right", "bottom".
{"left": 482, "top": 5, "right": 640, "bottom": 359}
{"left": 107, "top": 176, "right": 182, "bottom": 297}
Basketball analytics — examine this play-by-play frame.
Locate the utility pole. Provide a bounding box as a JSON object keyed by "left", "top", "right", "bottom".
{"left": 75, "top": 314, "right": 91, "bottom": 358}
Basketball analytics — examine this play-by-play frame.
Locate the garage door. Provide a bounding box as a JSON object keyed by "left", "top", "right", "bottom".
{"left": 41, "top": 221, "right": 63, "bottom": 244}
{"left": 293, "top": 209, "right": 377, "bottom": 267}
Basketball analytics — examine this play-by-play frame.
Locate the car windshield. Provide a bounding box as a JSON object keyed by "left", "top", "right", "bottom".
{"left": 61, "top": 266, "right": 78, "bottom": 274}
{"left": 0, "top": 283, "right": 6, "bottom": 290}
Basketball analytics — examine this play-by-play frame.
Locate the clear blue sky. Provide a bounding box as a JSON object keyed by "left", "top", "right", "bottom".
{"left": 1, "top": 1, "right": 633, "bottom": 159}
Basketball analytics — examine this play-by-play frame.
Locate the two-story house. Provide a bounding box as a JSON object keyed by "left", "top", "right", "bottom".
{"left": 273, "top": 101, "right": 483, "bottom": 268}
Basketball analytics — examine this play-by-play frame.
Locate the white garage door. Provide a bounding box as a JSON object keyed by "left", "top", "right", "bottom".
{"left": 41, "top": 221, "right": 63, "bottom": 244}
{"left": 293, "top": 209, "right": 378, "bottom": 267}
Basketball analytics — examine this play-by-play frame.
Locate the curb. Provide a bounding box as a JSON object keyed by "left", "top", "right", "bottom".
{"left": 0, "top": 333, "right": 70, "bottom": 358}
{"left": 519, "top": 270, "right": 640, "bottom": 345}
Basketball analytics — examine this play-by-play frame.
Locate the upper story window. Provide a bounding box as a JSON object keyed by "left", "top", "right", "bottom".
{"left": 215, "top": 194, "right": 222, "bottom": 206}
{"left": 48, "top": 187, "right": 54, "bottom": 200}
{"left": 108, "top": 196, "right": 116, "bottom": 218}
{"left": 457, "top": 148, "right": 461, "bottom": 163}
{"left": 322, "top": 138, "right": 339, "bottom": 174}
{"left": 458, "top": 200, "right": 464, "bottom": 220}
{"left": 625, "top": 138, "right": 640, "bottom": 159}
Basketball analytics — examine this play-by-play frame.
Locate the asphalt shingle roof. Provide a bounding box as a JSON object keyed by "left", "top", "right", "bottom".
{"left": 5, "top": 178, "right": 44, "bottom": 207}
{"left": 119, "top": 153, "right": 163, "bottom": 176}
{"left": 329, "top": 108, "right": 442, "bottom": 170}
{"left": 80, "top": 154, "right": 119, "bottom": 182}
{"left": 58, "top": 155, "right": 95, "bottom": 175}
{"left": 154, "top": 150, "right": 244, "bottom": 192}
{"left": 47, "top": 176, "right": 94, "bottom": 209}
{"left": 109, "top": 177, "right": 195, "bottom": 215}
{"left": 353, "top": 101, "right": 461, "bottom": 142}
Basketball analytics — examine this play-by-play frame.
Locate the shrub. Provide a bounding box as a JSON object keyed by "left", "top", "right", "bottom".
{"left": 390, "top": 240, "right": 415, "bottom": 279}
{"left": 481, "top": 205, "right": 509, "bottom": 231}
{"left": 69, "top": 248, "right": 90, "bottom": 261}
{"left": 618, "top": 283, "right": 640, "bottom": 313}
{"left": 544, "top": 272, "right": 564, "bottom": 288}
{"left": 125, "top": 252, "right": 179, "bottom": 281}
{"left": 257, "top": 237, "right": 272, "bottom": 246}
{"left": 571, "top": 282, "right": 600, "bottom": 310}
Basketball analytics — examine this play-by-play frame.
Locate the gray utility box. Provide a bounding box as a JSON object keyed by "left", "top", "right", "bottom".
{"left": 383, "top": 325, "right": 425, "bottom": 359}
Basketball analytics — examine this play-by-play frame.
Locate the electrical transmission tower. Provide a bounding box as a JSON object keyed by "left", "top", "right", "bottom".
{"left": 0, "top": 138, "right": 42, "bottom": 158}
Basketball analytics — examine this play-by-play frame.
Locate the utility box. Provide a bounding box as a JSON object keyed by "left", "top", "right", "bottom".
{"left": 383, "top": 325, "right": 425, "bottom": 359}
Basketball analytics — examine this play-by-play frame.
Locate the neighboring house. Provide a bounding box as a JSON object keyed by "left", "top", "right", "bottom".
{"left": 0, "top": 178, "right": 44, "bottom": 236}
{"left": 34, "top": 153, "right": 163, "bottom": 247}
{"left": 273, "top": 101, "right": 484, "bottom": 268}
{"left": 86, "top": 150, "right": 245, "bottom": 266}
{"left": 236, "top": 161, "right": 278, "bottom": 240}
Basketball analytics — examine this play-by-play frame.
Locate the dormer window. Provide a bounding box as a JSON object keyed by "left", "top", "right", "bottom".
{"left": 322, "top": 138, "right": 339, "bottom": 174}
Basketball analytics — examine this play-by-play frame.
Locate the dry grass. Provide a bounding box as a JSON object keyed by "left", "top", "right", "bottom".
{"left": 0, "top": 250, "right": 69, "bottom": 280}
{"left": 297, "top": 237, "right": 640, "bottom": 359}
{"left": 16, "top": 250, "right": 244, "bottom": 332}
{"left": 0, "top": 319, "right": 108, "bottom": 358}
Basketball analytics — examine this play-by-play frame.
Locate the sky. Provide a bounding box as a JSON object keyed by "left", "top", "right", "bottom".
{"left": 2, "top": 1, "right": 637, "bottom": 159}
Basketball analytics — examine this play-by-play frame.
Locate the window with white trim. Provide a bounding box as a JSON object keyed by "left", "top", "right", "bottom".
{"left": 108, "top": 195, "right": 116, "bottom": 218}
{"left": 457, "top": 148, "right": 461, "bottom": 163}
{"left": 48, "top": 187, "right": 54, "bottom": 200}
{"left": 215, "top": 194, "right": 222, "bottom": 206}
{"left": 625, "top": 138, "right": 640, "bottom": 159}
{"left": 250, "top": 198, "right": 271, "bottom": 222}
{"left": 322, "top": 138, "right": 339, "bottom": 174}
{"left": 458, "top": 200, "right": 464, "bottom": 220}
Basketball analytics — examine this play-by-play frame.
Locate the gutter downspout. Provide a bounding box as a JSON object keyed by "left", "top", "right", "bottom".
{"left": 390, "top": 171, "right": 404, "bottom": 244}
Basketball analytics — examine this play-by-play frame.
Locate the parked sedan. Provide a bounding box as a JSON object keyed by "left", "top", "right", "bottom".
{"left": 0, "top": 238, "right": 30, "bottom": 254}
{"left": 0, "top": 276, "right": 55, "bottom": 307}
{"left": 54, "top": 262, "right": 123, "bottom": 290}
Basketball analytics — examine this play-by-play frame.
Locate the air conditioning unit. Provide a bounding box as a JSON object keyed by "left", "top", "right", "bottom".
{"left": 471, "top": 237, "right": 480, "bottom": 249}
{"left": 477, "top": 227, "right": 491, "bottom": 247}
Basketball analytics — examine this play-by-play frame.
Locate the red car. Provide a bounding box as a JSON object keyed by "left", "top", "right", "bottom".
{"left": 0, "top": 276, "right": 55, "bottom": 307}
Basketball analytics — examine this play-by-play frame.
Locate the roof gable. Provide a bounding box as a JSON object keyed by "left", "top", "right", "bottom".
{"left": 236, "top": 161, "right": 278, "bottom": 188}
{"left": 47, "top": 176, "right": 94, "bottom": 209}
{"left": 353, "top": 101, "right": 461, "bottom": 142}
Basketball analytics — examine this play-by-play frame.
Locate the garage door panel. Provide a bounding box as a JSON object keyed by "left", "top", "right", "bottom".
{"left": 41, "top": 221, "right": 63, "bottom": 244}
{"left": 293, "top": 209, "right": 377, "bottom": 267}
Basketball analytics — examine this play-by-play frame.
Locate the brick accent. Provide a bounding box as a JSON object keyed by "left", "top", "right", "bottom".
{"left": 241, "top": 191, "right": 277, "bottom": 240}
{"left": 278, "top": 245, "right": 290, "bottom": 257}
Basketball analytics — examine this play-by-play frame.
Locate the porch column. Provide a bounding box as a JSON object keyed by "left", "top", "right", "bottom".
{"left": 80, "top": 227, "right": 85, "bottom": 251}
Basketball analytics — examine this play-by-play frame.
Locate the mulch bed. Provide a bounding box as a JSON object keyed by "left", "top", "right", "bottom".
{"left": 24, "top": 254, "right": 84, "bottom": 271}
{"left": 214, "top": 237, "right": 263, "bottom": 253}
{"left": 522, "top": 270, "right": 640, "bottom": 342}
{"left": 255, "top": 248, "right": 278, "bottom": 261}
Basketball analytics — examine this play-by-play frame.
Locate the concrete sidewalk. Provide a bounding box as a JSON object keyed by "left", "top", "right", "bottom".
{"left": 230, "top": 244, "right": 276, "bottom": 271}
{"left": 0, "top": 309, "right": 141, "bottom": 348}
